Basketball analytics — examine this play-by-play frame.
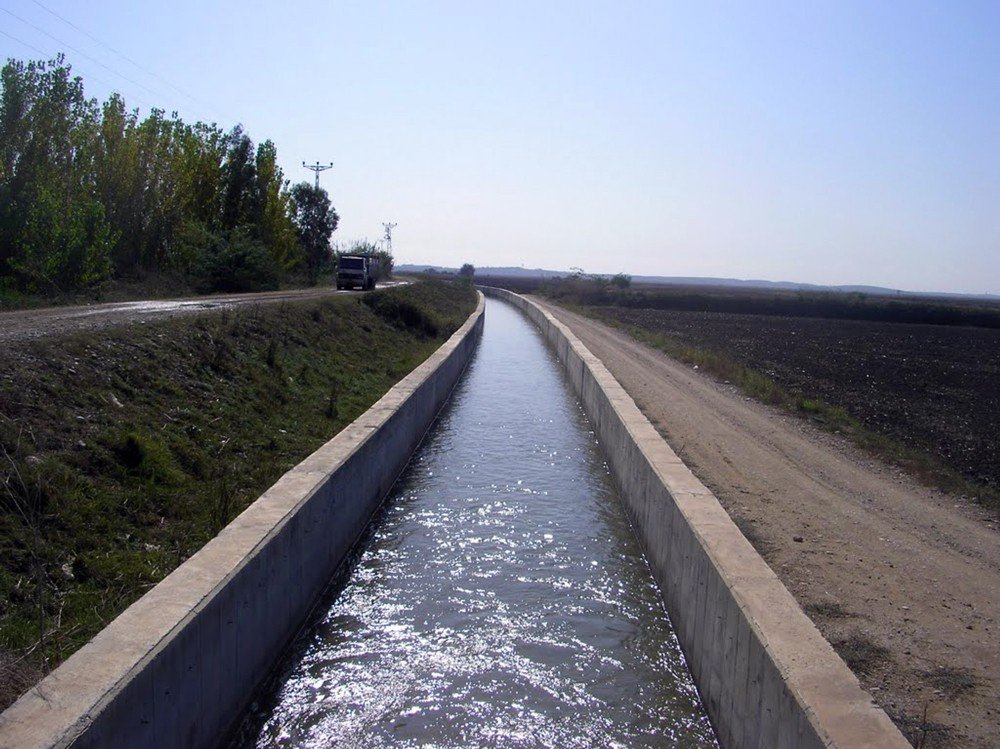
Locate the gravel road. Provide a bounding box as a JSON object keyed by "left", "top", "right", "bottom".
{"left": 536, "top": 298, "right": 998, "bottom": 748}
{"left": 0, "top": 282, "right": 409, "bottom": 342}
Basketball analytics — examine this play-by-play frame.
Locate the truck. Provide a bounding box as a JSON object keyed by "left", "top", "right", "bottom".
{"left": 336, "top": 255, "right": 380, "bottom": 290}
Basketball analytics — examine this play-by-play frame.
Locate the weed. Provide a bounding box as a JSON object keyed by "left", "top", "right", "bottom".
{"left": 922, "top": 666, "right": 976, "bottom": 699}
{"left": 890, "top": 703, "right": 952, "bottom": 748}
{"left": 326, "top": 388, "right": 339, "bottom": 420}
{"left": 364, "top": 288, "right": 441, "bottom": 337}
{"left": 0, "top": 648, "right": 44, "bottom": 710}
{"left": 804, "top": 600, "right": 854, "bottom": 619}
{"left": 831, "top": 633, "right": 891, "bottom": 675}
{"left": 266, "top": 337, "right": 278, "bottom": 368}
{"left": 210, "top": 467, "right": 236, "bottom": 535}
{"left": 115, "top": 432, "right": 182, "bottom": 485}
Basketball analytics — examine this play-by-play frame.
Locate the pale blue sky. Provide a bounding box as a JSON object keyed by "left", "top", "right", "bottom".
{"left": 2, "top": 1, "right": 998, "bottom": 293}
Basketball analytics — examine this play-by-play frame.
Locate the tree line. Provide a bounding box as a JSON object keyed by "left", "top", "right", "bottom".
{"left": 0, "top": 55, "right": 344, "bottom": 297}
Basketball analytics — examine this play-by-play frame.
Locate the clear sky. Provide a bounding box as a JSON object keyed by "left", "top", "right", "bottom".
{"left": 2, "top": 1, "right": 998, "bottom": 293}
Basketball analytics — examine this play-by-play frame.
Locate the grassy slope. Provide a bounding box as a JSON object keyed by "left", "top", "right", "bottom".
{"left": 0, "top": 280, "right": 476, "bottom": 707}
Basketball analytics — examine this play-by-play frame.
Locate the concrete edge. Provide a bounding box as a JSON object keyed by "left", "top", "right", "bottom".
{"left": 0, "top": 292, "right": 486, "bottom": 749}
{"left": 480, "top": 287, "right": 909, "bottom": 749}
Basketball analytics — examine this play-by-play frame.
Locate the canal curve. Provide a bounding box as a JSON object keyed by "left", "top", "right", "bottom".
{"left": 233, "top": 298, "right": 718, "bottom": 748}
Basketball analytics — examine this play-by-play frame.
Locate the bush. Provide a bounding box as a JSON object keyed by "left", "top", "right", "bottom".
{"left": 191, "top": 230, "right": 280, "bottom": 293}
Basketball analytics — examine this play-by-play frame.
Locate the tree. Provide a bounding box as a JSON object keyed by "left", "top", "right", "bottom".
{"left": 219, "top": 126, "right": 256, "bottom": 232}
{"left": 253, "top": 140, "right": 297, "bottom": 270}
{"left": 0, "top": 56, "right": 114, "bottom": 291}
{"left": 459, "top": 263, "right": 475, "bottom": 278}
{"left": 290, "top": 182, "right": 338, "bottom": 284}
{"left": 0, "top": 56, "right": 304, "bottom": 295}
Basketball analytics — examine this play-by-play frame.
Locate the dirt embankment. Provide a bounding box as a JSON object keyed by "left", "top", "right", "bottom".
{"left": 536, "top": 299, "right": 998, "bottom": 749}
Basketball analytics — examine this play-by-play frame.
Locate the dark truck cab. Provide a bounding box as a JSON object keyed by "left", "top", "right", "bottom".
{"left": 336, "top": 255, "right": 379, "bottom": 290}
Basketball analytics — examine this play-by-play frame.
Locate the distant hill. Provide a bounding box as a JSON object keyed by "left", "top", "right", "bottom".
{"left": 394, "top": 265, "right": 998, "bottom": 302}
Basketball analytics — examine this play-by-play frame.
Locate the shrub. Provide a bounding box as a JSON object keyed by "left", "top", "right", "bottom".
{"left": 191, "top": 230, "right": 280, "bottom": 293}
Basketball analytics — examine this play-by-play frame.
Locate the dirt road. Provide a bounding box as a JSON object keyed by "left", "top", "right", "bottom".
{"left": 536, "top": 299, "right": 998, "bottom": 748}
{"left": 0, "top": 282, "right": 409, "bottom": 343}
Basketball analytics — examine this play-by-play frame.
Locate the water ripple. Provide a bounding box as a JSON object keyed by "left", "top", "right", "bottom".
{"left": 236, "top": 300, "right": 717, "bottom": 748}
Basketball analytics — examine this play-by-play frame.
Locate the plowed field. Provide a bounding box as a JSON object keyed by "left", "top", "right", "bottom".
{"left": 591, "top": 307, "right": 1000, "bottom": 495}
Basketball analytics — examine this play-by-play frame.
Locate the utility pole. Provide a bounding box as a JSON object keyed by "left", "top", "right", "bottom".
{"left": 303, "top": 161, "right": 333, "bottom": 190}
{"left": 382, "top": 222, "right": 398, "bottom": 254}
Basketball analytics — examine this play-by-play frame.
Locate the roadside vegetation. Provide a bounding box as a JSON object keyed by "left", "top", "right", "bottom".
{"left": 0, "top": 279, "right": 477, "bottom": 709}
{"left": 501, "top": 277, "right": 1000, "bottom": 515}
{"left": 0, "top": 56, "right": 391, "bottom": 309}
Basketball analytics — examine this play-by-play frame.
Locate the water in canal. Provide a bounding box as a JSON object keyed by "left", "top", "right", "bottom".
{"left": 235, "top": 299, "right": 718, "bottom": 748}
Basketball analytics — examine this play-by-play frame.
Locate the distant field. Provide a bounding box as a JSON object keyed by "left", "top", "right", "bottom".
{"left": 592, "top": 307, "right": 1000, "bottom": 496}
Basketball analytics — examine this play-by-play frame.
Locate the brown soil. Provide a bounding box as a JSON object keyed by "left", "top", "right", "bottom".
{"left": 536, "top": 298, "right": 999, "bottom": 749}
{"left": 591, "top": 306, "right": 1000, "bottom": 493}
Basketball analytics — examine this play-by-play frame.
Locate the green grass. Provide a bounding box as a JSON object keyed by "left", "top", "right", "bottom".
{"left": 0, "top": 279, "right": 476, "bottom": 707}
{"left": 593, "top": 317, "right": 999, "bottom": 515}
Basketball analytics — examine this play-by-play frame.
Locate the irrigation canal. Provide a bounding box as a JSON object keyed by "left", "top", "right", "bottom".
{"left": 232, "top": 298, "right": 718, "bottom": 748}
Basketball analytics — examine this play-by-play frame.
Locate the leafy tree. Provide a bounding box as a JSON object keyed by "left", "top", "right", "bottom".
{"left": 290, "top": 182, "right": 338, "bottom": 284}
{"left": 176, "top": 121, "right": 227, "bottom": 231}
{"left": 0, "top": 56, "right": 113, "bottom": 291}
{"left": 459, "top": 263, "right": 475, "bottom": 278}
{"left": 219, "top": 126, "right": 256, "bottom": 232}
{"left": 253, "top": 140, "right": 298, "bottom": 270}
{"left": 0, "top": 56, "right": 304, "bottom": 296}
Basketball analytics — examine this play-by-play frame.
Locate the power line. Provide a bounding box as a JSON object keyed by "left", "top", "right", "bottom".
{"left": 0, "top": 27, "right": 156, "bottom": 110}
{"left": 1, "top": 5, "right": 233, "bottom": 125}
{"left": 1, "top": 6, "right": 163, "bottom": 100}
{"left": 29, "top": 0, "right": 217, "bottom": 115}
{"left": 1, "top": 27, "right": 48, "bottom": 57}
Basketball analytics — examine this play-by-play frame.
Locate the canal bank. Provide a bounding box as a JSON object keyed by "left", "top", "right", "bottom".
{"left": 235, "top": 297, "right": 717, "bottom": 747}
{"left": 0, "top": 295, "right": 485, "bottom": 748}
{"left": 481, "top": 287, "right": 909, "bottom": 748}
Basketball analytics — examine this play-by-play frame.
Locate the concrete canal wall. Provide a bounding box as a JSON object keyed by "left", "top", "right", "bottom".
{"left": 0, "top": 294, "right": 485, "bottom": 749}
{"left": 481, "top": 287, "right": 908, "bottom": 749}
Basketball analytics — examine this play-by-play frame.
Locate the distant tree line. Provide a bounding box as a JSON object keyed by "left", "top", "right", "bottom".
{"left": 0, "top": 56, "right": 341, "bottom": 296}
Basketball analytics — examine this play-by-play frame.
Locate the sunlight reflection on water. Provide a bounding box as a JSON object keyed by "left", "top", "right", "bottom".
{"left": 235, "top": 299, "right": 718, "bottom": 748}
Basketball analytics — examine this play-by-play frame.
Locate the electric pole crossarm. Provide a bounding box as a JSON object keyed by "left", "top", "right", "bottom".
{"left": 303, "top": 161, "right": 333, "bottom": 189}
